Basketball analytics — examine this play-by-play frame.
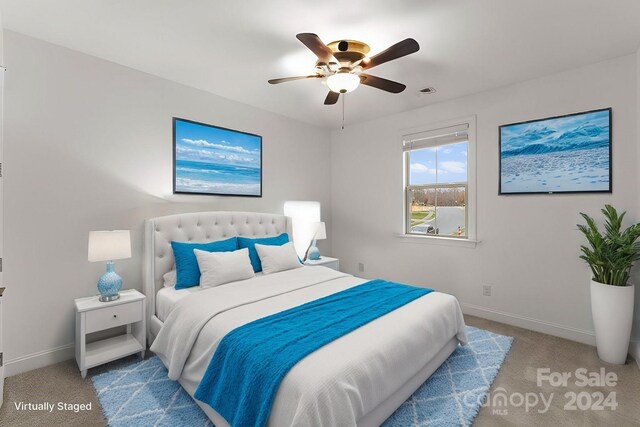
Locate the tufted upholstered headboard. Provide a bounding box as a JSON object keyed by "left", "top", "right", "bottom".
{"left": 143, "top": 211, "right": 291, "bottom": 343}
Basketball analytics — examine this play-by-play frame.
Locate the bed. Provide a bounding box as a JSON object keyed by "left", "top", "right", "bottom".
{"left": 144, "top": 211, "right": 467, "bottom": 427}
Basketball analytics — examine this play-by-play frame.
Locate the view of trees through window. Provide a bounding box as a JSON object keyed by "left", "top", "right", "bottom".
{"left": 406, "top": 141, "right": 468, "bottom": 237}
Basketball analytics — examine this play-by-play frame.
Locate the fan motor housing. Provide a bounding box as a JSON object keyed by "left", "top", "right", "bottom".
{"left": 327, "top": 40, "right": 370, "bottom": 65}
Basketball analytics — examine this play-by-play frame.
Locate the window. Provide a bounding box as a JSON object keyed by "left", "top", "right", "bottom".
{"left": 403, "top": 118, "right": 475, "bottom": 239}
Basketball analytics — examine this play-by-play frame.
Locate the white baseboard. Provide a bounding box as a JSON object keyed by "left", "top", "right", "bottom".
{"left": 461, "top": 302, "right": 596, "bottom": 346}
{"left": 4, "top": 342, "right": 74, "bottom": 377}
{"left": 628, "top": 340, "right": 640, "bottom": 370}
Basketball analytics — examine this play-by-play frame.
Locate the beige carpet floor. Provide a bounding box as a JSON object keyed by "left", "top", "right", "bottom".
{"left": 0, "top": 315, "right": 638, "bottom": 426}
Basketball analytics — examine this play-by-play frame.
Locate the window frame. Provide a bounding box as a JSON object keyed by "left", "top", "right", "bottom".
{"left": 401, "top": 116, "right": 477, "bottom": 243}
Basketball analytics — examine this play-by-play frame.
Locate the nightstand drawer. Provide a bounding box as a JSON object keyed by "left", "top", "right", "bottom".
{"left": 85, "top": 301, "right": 143, "bottom": 334}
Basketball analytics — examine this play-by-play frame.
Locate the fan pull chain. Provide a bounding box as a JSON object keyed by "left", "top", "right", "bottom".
{"left": 341, "top": 95, "right": 345, "bottom": 130}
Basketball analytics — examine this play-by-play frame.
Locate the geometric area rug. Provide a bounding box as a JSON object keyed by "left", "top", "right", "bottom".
{"left": 91, "top": 356, "right": 213, "bottom": 427}
{"left": 91, "top": 326, "right": 512, "bottom": 427}
{"left": 383, "top": 326, "right": 513, "bottom": 426}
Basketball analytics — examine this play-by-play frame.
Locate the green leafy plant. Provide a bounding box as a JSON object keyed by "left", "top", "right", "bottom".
{"left": 577, "top": 205, "right": 640, "bottom": 286}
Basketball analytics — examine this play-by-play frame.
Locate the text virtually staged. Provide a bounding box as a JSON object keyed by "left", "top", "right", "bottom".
{"left": 13, "top": 402, "right": 93, "bottom": 414}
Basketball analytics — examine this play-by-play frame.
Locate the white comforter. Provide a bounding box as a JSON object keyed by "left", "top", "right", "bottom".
{"left": 151, "top": 267, "right": 467, "bottom": 427}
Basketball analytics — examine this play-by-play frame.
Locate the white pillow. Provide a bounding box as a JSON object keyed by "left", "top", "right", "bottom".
{"left": 194, "top": 248, "right": 255, "bottom": 288}
{"left": 255, "top": 242, "right": 302, "bottom": 275}
{"left": 163, "top": 270, "right": 177, "bottom": 288}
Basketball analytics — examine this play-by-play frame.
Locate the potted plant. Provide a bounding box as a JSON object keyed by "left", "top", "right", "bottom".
{"left": 578, "top": 205, "right": 640, "bottom": 364}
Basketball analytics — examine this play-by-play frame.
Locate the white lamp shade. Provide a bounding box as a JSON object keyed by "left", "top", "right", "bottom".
{"left": 88, "top": 230, "right": 132, "bottom": 262}
{"left": 313, "top": 222, "right": 326, "bottom": 240}
{"left": 284, "top": 201, "right": 321, "bottom": 258}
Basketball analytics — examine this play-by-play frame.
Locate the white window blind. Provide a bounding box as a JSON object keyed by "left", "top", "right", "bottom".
{"left": 403, "top": 123, "right": 469, "bottom": 151}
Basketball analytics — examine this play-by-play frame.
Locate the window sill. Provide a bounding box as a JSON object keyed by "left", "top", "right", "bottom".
{"left": 394, "top": 233, "right": 479, "bottom": 248}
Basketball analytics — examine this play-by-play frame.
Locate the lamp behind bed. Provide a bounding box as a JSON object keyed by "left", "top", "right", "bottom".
{"left": 283, "top": 201, "right": 321, "bottom": 259}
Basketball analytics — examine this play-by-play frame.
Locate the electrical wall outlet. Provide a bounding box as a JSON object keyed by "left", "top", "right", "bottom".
{"left": 358, "top": 263, "right": 365, "bottom": 273}
{"left": 483, "top": 285, "right": 492, "bottom": 296}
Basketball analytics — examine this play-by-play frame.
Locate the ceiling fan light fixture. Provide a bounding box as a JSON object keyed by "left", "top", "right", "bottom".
{"left": 327, "top": 72, "right": 360, "bottom": 94}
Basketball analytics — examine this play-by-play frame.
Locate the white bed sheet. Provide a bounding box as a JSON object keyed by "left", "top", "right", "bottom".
{"left": 156, "top": 286, "right": 199, "bottom": 323}
{"left": 156, "top": 273, "right": 265, "bottom": 322}
{"left": 151, "top": 266, "right": 467, "bottom": 427}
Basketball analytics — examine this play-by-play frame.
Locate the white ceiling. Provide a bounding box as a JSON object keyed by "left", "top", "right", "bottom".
{"left": 2, "top": 0, "right": 640, "bottom": 128}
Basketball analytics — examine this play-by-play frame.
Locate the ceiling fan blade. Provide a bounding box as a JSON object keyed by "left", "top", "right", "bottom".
{"left": 324, "top": 91, "right": 340, "bottom": 105}
{"left": 296, "top": 33, "right": 338, "bottom": 65}
{"left": 360, "top": 74, "right": 406, "bottom": 93}
{"left": 362, "top": 38, "right": 419, "bottom": 70}
{"left": 268, "top": 75, "right": 322, "bottom": 84}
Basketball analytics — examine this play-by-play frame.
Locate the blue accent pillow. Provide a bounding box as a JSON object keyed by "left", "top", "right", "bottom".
{"left": 171, "top": 237, "right": 238, "bottom": 289}
{"left": 237, "top": 233, "right": 290, "bottom": 273}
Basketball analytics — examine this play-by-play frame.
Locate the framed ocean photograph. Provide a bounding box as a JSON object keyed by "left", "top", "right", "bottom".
{"left": 173, "top": 118, "right": 262, "bottom": 197}
{"left": 499, "top": 108, "right": 612, "bottom": 195}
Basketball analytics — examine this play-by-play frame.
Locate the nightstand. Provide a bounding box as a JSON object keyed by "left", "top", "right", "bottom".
{"left": 304, "top": 256, "right": 340, "bottom": 271}
{"left": 75, "top": 289, "right": 146, "bottom": 378}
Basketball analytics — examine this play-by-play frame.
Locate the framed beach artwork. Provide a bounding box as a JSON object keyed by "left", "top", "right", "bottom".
{"left": 173, "top": 118, "right": 262, "bottom": 197}
{"left": 499, "top": 108, "right": 611, "bottom": 195}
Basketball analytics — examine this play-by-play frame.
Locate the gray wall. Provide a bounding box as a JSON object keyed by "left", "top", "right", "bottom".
{"left": 0, "top": 11, "right": 4, "bottom": 388}
{"left": 330, "top": 54, "right": 638, "bottom": 344}
{"left": 635, "top": 48, "right": 640, "bottom": 355}
{"left": 3, "top": 31, "right": 331, "bottom": 374}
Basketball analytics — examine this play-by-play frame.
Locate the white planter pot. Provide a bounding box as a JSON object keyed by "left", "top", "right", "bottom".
{"left": 590, "top": 280, "right": 634, "bottom": 364}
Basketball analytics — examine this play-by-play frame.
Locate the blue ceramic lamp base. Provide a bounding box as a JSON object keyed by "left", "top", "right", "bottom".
{"left": 98, "top": 261, "right": 123, "bottom": 302}
{"left": 304, "top": 238, "right": 323, "bottom": 261}
{"left": 307, "top": 246, "right": 321, "bottom": 260}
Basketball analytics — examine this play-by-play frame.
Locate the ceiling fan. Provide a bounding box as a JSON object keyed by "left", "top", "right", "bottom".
{"left": 268, "top": 33, "right": 420, "bottom": 105}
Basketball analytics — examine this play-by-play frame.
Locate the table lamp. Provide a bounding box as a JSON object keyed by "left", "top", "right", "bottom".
{"left": 88, "top": 230, "right": 131, "bottom": 302}
{"left": 305, "top": 222, "right": 326, "bottom": 261}
{"left": 284, "top": 201, "right": 321, "bottom": 259}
